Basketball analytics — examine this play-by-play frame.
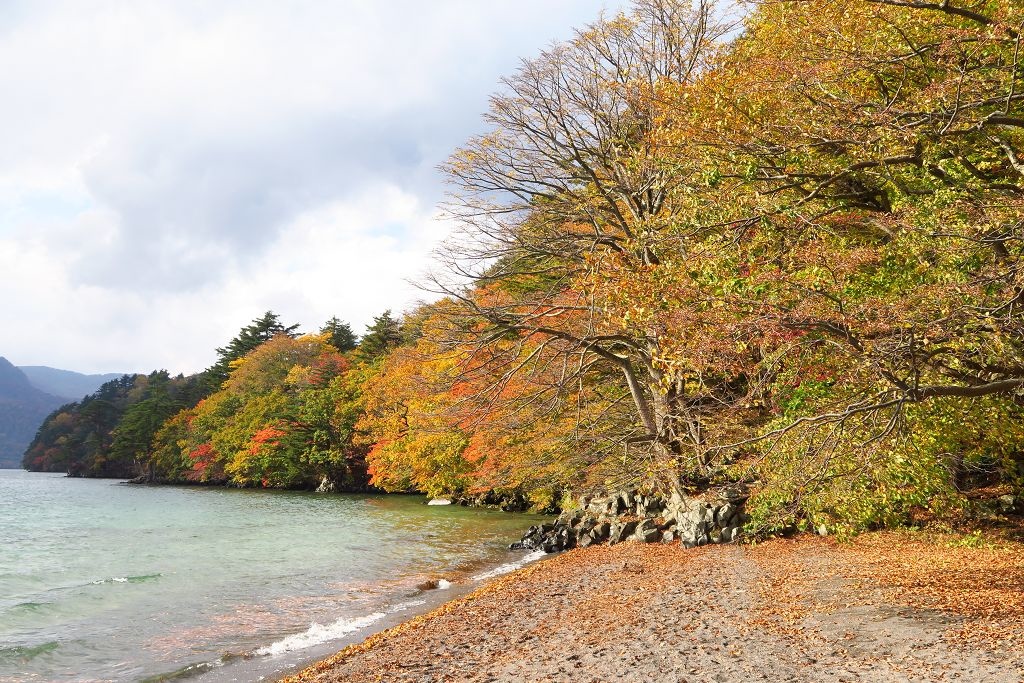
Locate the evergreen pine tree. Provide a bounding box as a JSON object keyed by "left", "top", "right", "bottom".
{"left": 206, "top": 311, "right": 299, "bottom": 387}
{"left": 357, "top": 310, "right": 402, "bottom": 361}
{"left": 321, "top": 317, "right": 358, "bottom": 352}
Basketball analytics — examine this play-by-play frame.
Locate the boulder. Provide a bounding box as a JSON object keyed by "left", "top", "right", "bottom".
{"left": 634, "top": 519, "right": 662, "bottom": 543}
{"left": 605, "top": 497, "right": 622, "bottom": 516}
{"left": 560, "top": 509, "right": 585, "bottom": 528}
{"left": 716, "top": 503, "right": 736, "bottom": 526}
{"left": 578, "top": 518, "right": 596, "bottom": 536}
{"left": 717, "top": 483, "right": 751, "bottom": 503}
{"left": 634, "top": 495, "right": 663, "bottom": 517}
{"left": 701, "top": 505, "right": 716, "bottom": 524}
{"left": 678, "top": 525, "right": 698, "bottom": 547}
{"left": 560, "top": 526, "right": 577, "bottom": 550}
{"left": 609, "top": 520, "right": 639, "bottom": 544}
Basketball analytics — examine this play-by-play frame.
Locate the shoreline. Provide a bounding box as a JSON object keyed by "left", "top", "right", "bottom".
{"left": 194, "top": 549, "right": 553, "bottom": 683}
{"left": 281, "top": 532, "right": 1024, "bottom": 683}
{"left": 0, "top": 471, "right": 554, "bottom": 683}
{"left": 192, "top": 579, "right": 480, "bottom": 683}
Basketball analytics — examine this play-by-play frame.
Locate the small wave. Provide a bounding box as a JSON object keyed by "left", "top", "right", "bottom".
{"left": 93, "top": 573, "right": 162, "bottom": 585}
{"left": 139, "top": 658, "right": 224, "bottom": 682}
{"left": 256, "top": 612, "right": 386, "bottom": 657}
{"left": 11, "top": 601, "right": 47, "bottom": 612}
{"left": 0, "top": 641, "right": 59, "bottom": 663}
{"left": 256, "top": 600, "right": 427, "bottom": 658}
{"left": 437, "top": 579, "right": 452, "bottom": 590}
{"left": 471, "top": 549, "right": 546, "bottom": 581}
{"left": 140, "top": 652, "right": 249, "bottom": 682}
{"left": 128, "top": 573, "right": 163, "bottom": 583}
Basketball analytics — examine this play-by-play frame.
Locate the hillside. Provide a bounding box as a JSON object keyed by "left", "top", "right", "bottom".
{"left": 0, "top": 358, "right": 65, "bottom": 468}
{"left": 18, "top": 366, "right": 126, "bottom": 401}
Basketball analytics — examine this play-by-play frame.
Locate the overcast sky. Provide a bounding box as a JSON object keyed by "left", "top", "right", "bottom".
{"left": 0, "top": 0, "right": 627, "bottom": 375}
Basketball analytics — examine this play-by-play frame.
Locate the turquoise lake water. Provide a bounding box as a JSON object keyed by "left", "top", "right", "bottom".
{"left": 0, "top": 470, "right": 546, "bottom": 682}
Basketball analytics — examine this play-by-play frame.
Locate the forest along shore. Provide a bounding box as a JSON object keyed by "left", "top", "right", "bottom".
{"left": 283, "top": 533, "right": 1024, "bottom": 683}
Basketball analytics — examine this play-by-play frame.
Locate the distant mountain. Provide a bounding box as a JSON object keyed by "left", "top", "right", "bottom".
{"left": 18, "top": 366, "right": 126, "bottom": 401}
{"left": 0, "top": 358, "right": 65, "bottom": 468}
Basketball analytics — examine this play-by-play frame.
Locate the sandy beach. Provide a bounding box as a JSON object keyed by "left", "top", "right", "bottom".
{"left": 284, "top": 533, "right": 1023, "bottom": 682}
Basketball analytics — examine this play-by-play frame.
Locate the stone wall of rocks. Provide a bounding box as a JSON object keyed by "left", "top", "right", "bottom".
{"left": 454, "top": 489, "right": 533, "bottom": 513}
{"left": 512, "top": 488, "right": 749, "bottom": 553}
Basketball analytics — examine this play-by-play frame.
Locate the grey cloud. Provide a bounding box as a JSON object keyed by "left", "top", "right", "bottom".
{"left": 52, "top": 2, "right": 627, "bottom": 293}
{"left": 0, "top": 0, "right": 631, "bottom": 372}
{"left": 73, "top": 112, "right": 439, "bottom": 291}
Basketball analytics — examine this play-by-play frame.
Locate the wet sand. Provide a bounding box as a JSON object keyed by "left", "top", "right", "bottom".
{"left": 283, "top": 534, "right": 1024, "bottom": 682}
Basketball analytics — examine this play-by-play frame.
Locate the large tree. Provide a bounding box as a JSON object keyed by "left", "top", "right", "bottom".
{"left": 433, "top": 0, "right": 1024, "bottom": 516}
{"left": 435, "top": 0, "right": 738, "bottom": 489}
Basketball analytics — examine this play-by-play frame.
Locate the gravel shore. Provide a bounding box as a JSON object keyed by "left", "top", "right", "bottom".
{"left": 283, "top": 534, "right": 1023, "bottom": 682}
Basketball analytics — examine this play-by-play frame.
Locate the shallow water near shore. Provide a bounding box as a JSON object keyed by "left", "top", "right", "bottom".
{"left": 0, "top": 470, "right": 547, "bottom": 682}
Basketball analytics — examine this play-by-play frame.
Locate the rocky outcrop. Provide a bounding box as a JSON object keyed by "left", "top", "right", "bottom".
{"left": 511, "top": 488, "right": 749, "bottom": 553}
{"left": 998, "top": 494, "right": 1018, "bottom": 513}
{"left": 454, "top": 489, "right": 532, "bottom": 512}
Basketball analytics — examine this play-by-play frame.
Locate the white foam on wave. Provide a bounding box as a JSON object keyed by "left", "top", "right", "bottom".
{"left": 436, "top": 579, "right": 452, "bottom": 589}
{"left": 471, "top": 549, "right": 546, "bottom": 581}
{"left": 90, "top": 573, "right": 161, "bottom": 586}
{"left": 255, "top": 612, "right": 386, "bottom": 657}
{"left": 256, "top": 599, "right": 427, "bottom": 658}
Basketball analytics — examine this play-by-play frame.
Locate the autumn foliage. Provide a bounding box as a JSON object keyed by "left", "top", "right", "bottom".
{"left": 23, "top": 1, "right": 1024, "bottom": 531}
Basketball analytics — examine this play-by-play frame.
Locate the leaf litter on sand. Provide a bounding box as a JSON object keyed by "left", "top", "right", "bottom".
{"left": 841, "top": 532, "right": 1024, "bottom": 650}
{"left": 750, "top": 532, "right": 1024, "bottom": 650}
{"left": 283, "top": 533, "right": 1023, "bottom": 683}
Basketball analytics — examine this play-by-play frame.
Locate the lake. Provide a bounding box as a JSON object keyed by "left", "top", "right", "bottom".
{"left": 0, "top": 470, "right": 545, "bottom": 682}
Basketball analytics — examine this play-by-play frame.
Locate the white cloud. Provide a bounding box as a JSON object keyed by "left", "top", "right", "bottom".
{"left": 0, "top": 0, "right": 628, "bottom": 374}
